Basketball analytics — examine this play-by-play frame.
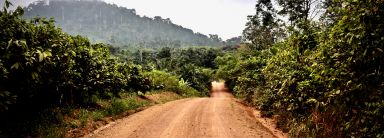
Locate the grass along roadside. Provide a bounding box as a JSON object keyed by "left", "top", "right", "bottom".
{"left": 25, "top": 91, "right": 185, "bottom": 138}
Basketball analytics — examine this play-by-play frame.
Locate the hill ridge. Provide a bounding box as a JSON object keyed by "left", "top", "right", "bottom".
{"left": 23, "top": 0, "right": 223, "bottom": 48}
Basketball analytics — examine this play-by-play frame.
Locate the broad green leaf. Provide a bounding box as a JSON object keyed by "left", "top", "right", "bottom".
{"left": 10, "top": 62, "right": 20, "bottom": 70}
{"left": 7, "top": 39, "right": 13, "bottom": 49}
{"left": 39, "top": 53, "right": 44, "bottom": 62}
{"left": 31, "top": 72, "right": 38, "bottom": 80}
{"left": 43, "top": 51, "right": 52, "bottom": 58}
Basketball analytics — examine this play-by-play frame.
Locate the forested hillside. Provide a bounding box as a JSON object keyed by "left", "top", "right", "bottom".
{"left": 23, "top": 0, "right": 223, "bottom": 48}
{"left": 1, "top": 0, "right": 384, "bottom": 137}
{"left": 0, "top": 1, "right": 220, "bottom": 136}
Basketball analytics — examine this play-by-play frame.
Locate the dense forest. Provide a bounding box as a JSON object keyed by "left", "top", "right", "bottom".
{"left": 0, "top": 1, "right": 222, "bottom": 136}
{"left": 1, "top": 0, "right": 383, "bottom": 137}
{"left": 218, "top": 0, "right": 384, "bottom": 137}
{"left": 23, "top": 0, "right": 224, "bottom": 48}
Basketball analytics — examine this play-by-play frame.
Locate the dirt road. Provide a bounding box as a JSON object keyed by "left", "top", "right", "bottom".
{"left": 88, "top": 82, "right": 285, "bottom": 138}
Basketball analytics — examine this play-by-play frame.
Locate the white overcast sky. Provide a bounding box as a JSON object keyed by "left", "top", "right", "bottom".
{"left": 103, "top": 0, "right": 256, "bottom": 40}
{"left": 2, "top": 0, "right": 257, "bottom": 40}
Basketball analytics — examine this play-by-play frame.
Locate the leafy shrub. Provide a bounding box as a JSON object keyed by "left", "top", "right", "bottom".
{"left": 0, "top": 4, "right": 152, "bottom": 137}
{"left": 144, "top": 70, "right": 179, "bottom": 92}
{"left": 144, "top": 70, "right": 199, "bottom": 96}
{"left": 218, "top": 0, "right": 384, "bottom": 137}
{"left": 107, "top": 98, "right": 129, "bottom": 115}
{"left": 0, "top": 5, "right": 154, "bottom": 109}
{"left": 177, "top": 78, "right": 199, "bottom": 96}
{"left": 106, "top": 97, "right": 147, "bottom": 115}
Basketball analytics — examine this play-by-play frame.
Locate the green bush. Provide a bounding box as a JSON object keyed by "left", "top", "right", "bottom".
{"left": 106, "top": 97, "right": 148, "bottom": 116}
{"left": 144, "top": 70, "right": 179, "bottom": 92}
{"left": 144, "top": 70, "right": 199, "bottom": 96}
{"left": 0, "top": 5, "right": 154, "bottom": 109}
{"left": 177, "top": 78, "right": 199, "bottom": 97}
{"left": 0, "top": 4, "right": 152, "bottom": 137}
{"left": 219, "top": 0, "right": 384, "bottom": 137}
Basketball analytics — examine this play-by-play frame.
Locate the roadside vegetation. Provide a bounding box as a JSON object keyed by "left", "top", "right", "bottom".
{"left": 1, "top": 0, "right": 383, "bottom": 137}
{"left": 216, "top": 0, "right": 384, "bottom": 137}
{"left": 0, "top": 1, "right": 220, "bottom": 137}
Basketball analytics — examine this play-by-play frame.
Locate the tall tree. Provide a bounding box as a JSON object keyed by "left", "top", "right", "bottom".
{"left": 243, "top": 0, "right": 285, "bottom": 50}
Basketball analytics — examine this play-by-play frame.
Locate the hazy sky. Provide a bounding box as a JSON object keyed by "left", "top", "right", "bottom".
{"left": 2, "top": 0, "right": 256, "bottom": 40}
{"left": 102, "top": 0, "right": 256, "bottom": 39}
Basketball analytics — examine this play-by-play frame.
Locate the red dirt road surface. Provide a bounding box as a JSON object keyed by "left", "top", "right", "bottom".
{"left": 88, "top": 81, "right": 286, "bottom": 138}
